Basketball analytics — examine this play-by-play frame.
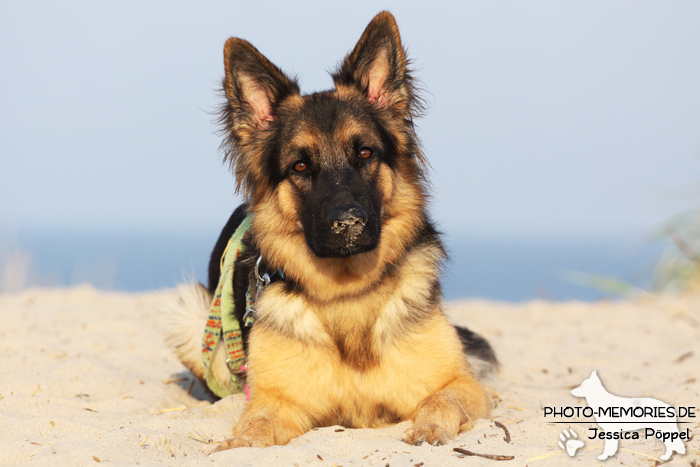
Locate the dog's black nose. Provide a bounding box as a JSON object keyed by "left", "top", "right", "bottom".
{"left": 327, "top": 205, "right": 367, "bottom": 229}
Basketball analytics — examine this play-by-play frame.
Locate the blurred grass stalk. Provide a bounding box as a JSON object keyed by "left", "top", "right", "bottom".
{"left": 566, "top": 214, "right": 700, "bottom": 299}
{"left": 1, "top": 249, "right": 33, "bottom": 293}
{"left": 653, "top": 225, "right": 700, "bottom": 294}
{"left": 0, "top": 244, "right": 117, "bottom": 293}
{"left": 561, "top": 269, "right": 645, "bottom": 298}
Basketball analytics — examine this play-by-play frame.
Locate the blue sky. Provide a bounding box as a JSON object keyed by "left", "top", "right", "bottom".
{"left": 2, "top": 1, "right": 699, "bottom": 241}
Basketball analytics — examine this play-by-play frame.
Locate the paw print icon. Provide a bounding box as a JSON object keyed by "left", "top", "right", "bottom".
{"left": 558, "top": 429, "right": 584, "bottom": 457}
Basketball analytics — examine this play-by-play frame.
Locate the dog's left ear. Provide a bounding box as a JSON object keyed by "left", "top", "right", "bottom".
{"left": 333, "top": 11, "right": 415, "bottom": 116}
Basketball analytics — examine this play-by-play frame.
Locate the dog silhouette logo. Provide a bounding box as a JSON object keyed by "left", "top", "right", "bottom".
{"left": 571, "top": 370, "right": 686, "bottom": 461}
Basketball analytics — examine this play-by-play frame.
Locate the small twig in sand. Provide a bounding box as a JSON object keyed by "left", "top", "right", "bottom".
{"left": 195, "top": 426, "right": 213, "bottom": 442}
{"left": 674, "top": 351, "right": 693, "bottom": 364}
{"left": 159, "top": 406, "right": 186, "bottom": 414}
{"left": 653, "top": 458, "right": 672, "bottom": 467}
{"left": 139, "top": 436, "right": 148, "bottom": 447}
{"left": 163, "top": 377, "right": 188, "bottom": 385}
{"left": 31, "top": 384, "right": 41, "bottom": 397}
{"left": 494, "top": 421, "right": 511, "bottom": 443}
{"left": 188, "top": 434, "right": 211, "bottom": 445}
{"left": 453, "top": 448, "right": 514, "bottom": 461}
{"left": 189, "top": 427, "right": 213, "bottom": 444}
{"left": 93, "top": 455, "right": 101, "bottom": 462}
{"left": 187, "top": 379, "right": 195, "bottom": 395}
{"left": 506, "top": 406, "right": 527, "bottom": 412}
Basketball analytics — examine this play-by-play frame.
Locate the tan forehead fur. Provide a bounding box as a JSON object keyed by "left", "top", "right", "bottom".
{"left": 278, "top": 93, "right": 383, "bottom": 169}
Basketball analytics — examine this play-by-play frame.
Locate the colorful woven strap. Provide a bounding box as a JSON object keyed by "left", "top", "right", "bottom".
{"left": 201, "top": 214, "right": 253, "bottom": 398}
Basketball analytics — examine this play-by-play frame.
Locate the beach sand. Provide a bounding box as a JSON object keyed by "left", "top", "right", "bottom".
{"left": 1, "top": 285, "right": 698, "bottom": 466}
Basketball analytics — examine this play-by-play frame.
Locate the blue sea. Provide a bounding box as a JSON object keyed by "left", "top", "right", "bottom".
{"left": 1, "top": 231, "right": 665, "bottom": 302}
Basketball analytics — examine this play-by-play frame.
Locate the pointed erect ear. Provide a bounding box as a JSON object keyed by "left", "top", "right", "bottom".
{"left": 333, "top": 11, "right": 415, "bottom": 114}
{"left": 222, "top": 38, "right": 300, "bottom": 131}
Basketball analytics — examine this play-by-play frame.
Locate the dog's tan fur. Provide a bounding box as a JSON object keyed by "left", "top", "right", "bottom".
{"left": 167, "top": 11, "right": 491, "bottom": 450}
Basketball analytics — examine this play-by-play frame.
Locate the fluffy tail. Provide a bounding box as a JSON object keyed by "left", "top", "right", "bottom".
{"left": 455, "top": 325, "right": 499, "bottom": 378}
{"left": 161, "top": 283, "right": 231, "bottom": 391}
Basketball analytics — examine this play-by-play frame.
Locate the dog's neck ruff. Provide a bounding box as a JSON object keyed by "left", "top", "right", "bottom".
{"left": 201, "top": 214, "right": 254, "bottom": 398}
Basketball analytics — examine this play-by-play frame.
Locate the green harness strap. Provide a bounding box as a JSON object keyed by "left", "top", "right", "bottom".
{"left": 201, "top": 214, "right": 254, "bottom": 398}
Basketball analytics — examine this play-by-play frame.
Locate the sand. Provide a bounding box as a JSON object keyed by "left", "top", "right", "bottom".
{"left": 1, "top": 285, "right": 698, "bottom": 466}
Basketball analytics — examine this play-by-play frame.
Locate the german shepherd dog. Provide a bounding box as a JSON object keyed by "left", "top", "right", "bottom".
{"left": 166, "top": 11, "right": 497, "bottom": 450}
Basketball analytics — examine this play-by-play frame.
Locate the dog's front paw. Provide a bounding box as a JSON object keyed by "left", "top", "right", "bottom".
{"left": 212, "top": 416, "right": 276, "bottom": 452}
{"left": 212, "top": 434, "right": 273, "bottom": 452}
{"left": 403, "top": 423, "right": 452, "bottom": 446}
{"left": 212, "top": 437, "right": 252, "bottom": 452}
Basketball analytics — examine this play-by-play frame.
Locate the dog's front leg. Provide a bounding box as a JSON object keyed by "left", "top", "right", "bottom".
{"left": 214, "top": 394, "right": 309, "bottom": 450}
{"left": 404, "top": 372, "right": 489, "bottom": 446}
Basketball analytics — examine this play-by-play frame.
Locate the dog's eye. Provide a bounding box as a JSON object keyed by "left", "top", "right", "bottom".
{"left": 292, "top": 161, "right": 309, "bottom": 173}
{"left": 358, "top": 148, "right": 374, "bottom": 160}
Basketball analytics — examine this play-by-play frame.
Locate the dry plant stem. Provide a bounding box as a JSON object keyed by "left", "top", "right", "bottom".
{"left": 667, "top": 227, "right": 700, "bottom": 272}
{"left": 453, "top": 447, "right": 514, "bottom": 461}
{"left": 494, "top": 421, "right": 511, "bottom": 443}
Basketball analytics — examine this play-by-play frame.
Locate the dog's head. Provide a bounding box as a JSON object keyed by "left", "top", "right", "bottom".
{"left": 219, "top": 12, "right": 429, "bottom": 294}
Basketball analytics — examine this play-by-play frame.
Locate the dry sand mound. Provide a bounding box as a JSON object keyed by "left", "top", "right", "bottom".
{"left": 1, "top": 286, "right": 698, "bottom": 466}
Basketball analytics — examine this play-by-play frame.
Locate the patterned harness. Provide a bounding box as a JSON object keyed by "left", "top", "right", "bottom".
{"left": 201, "top": 214, "right": 254, "bottom": 398}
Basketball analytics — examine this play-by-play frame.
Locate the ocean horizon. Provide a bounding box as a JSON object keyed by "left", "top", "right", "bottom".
{"left": 0, "top": 230, "right": 665, "bottom": 302}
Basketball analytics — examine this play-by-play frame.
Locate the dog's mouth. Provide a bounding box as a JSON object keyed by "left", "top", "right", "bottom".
{"left": 315, "top": 241, "right": 379, "bottom": 258}
{"left": 307, "top": 230, "right": 380, "bottom": 258}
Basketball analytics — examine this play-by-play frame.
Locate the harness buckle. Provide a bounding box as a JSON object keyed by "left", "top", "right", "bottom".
{"left": 243, "top": 255, "right": 271, "bottom": 326}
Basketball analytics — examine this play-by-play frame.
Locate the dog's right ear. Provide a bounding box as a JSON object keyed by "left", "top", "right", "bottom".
{"left": 222, "top": 38, "right": 300, "bottom": 139}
